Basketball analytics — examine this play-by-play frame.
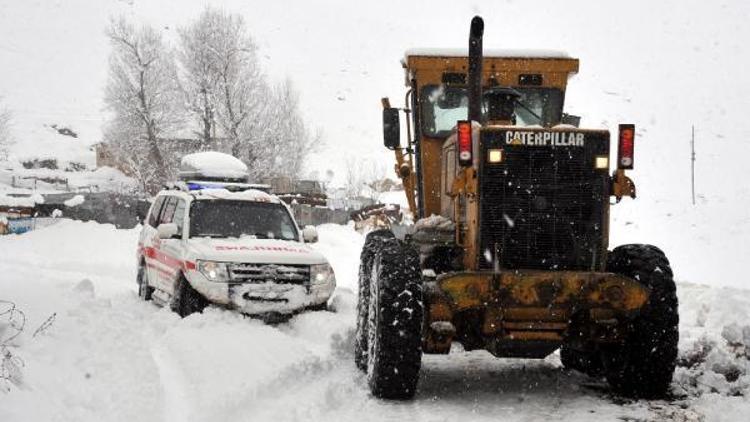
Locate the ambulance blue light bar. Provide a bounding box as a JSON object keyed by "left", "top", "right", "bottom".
{"left": 185, "top": 180, "right": 272, "bottom": 193}
{"left": 187, "top": 182, "right": 222, "bottom": 191}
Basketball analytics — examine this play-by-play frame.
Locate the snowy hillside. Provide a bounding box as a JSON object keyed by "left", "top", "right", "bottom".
{"left": 1, "top": 221, "right": 750, "bottom": 421}
{"left": 0, "top": 119, "right": 137, "bottom": 203}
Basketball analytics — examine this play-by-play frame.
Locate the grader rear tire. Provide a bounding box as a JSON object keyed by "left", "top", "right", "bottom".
{"left": 560, "top": 345, "right": 603, "bottom": 377}
{"left": 602, "top": 244, "right": 679, "bottom": 399}
{"left": 355, "top": 230, "right": 395, "bottom": 372}
{"left": 366, "top": 238, "right": 423, "bottom": 400}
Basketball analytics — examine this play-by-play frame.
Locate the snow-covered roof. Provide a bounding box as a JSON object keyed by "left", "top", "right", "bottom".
{"left": 179, "top": 152, "right": 248, "bottom": 181}
{"left": 0, "top": 192, "right": 44, "bottom": 208}
{"left": 404, "top": 48, "right": 572, "bottom": 60}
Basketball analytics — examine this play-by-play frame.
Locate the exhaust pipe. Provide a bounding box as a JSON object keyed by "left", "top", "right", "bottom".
{"left": 468, "top": 16, "right": 484, "bottom": 123}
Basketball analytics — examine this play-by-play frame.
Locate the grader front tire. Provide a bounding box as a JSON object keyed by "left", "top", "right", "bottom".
{"left": 603, "top": 244, "right": 679, "bottom": 399}
{"left": 354, "top": 230, "right": 395, "bottom": 372}
{"left": 366, "top": 238, "right": 423, "bottom": 400}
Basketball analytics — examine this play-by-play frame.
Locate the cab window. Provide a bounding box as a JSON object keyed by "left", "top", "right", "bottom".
{"left": 172, "top": 199, "right": 186, "bottom": 236}
{"left": 159, "top": 197, "right": 177, "bottom": 224}
{"left": 420, "top": 85, "right": 565, "bottom": 137}
{"left": 148, "top": 196, "right": 166, "bottom": 227}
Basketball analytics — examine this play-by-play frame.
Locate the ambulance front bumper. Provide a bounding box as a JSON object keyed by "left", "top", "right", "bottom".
{"left": 186, "top": 270, "right": 335, "bottom": 314}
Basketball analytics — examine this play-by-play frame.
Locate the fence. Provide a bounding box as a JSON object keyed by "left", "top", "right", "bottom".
{"left": 288, "top": 204, "right": 351, "bottom": 227}
{"left": 11, "top": 175, "right": 69, "bottom": 191}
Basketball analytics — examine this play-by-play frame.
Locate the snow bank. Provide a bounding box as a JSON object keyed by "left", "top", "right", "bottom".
{"left": 0, "top": 219, "right": 140, "bottom": 287}
{"left": 673, "top": 284, "right": 750, "bottom": 409}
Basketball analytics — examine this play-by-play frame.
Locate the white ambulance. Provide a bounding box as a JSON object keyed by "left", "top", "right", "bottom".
{"left": 136, "top": 152, "right": 335, "bottom": 317}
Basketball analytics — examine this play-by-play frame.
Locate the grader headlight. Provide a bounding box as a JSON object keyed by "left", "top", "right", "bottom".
{"left": 488, "top": 149, "right": 503, "bottom": 163}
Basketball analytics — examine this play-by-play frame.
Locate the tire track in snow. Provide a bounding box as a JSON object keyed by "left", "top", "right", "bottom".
{"left": 151, "top": 343, "right": 192, "bottom": 422}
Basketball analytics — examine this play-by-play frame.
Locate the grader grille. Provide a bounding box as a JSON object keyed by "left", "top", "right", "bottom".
{"left": 478, "top": 130, "right": 610, "bottom": 271}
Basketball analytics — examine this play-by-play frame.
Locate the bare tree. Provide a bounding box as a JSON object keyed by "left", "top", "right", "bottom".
{"left": 103, "top": 17, "right": 182, "bottom": 193}
{"left": 0, "top": 97, "right": 12, "bottom": 160}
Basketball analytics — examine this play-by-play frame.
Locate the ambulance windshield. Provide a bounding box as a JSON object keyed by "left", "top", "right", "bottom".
{"left": 189, "top": 200, "right": 298, "bottom": 240}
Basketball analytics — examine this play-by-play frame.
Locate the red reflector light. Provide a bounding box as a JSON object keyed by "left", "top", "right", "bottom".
{"left": 457, "top": 120, "right": 472, "bottom": 167}
{"left": 618, "top": 124, "right": 635, "bottom": 169}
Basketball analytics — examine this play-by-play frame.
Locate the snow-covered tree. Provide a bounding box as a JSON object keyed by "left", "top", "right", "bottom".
{"left": 257, "top": 79, "right": 320, "bottom": 180}
{"left": 177, "top": 7, "right": 250, "bottom": 147}
{"left": 103, "top": 17, "right": 183, "bottom": 193}
{"left": 102, "top": 10, "right": 318, "bottom": 192}
{"left": 179, "top": 8, "right": 267, "bottom": 165}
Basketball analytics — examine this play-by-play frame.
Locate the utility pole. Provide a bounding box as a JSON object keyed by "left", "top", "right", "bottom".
{"left": 691, "top": 125, "right": 696, "bottom": 205}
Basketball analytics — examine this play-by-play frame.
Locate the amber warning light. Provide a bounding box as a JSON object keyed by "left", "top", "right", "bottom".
{"left": 457, "top": 120, "right": 472, "bottom": 167}
{"left": 618, "top": 124, "right": 635, "bottom": 170}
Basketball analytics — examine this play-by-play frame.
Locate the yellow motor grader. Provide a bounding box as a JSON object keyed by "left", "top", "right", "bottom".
{"left": 355, "top": 16, "right": 678, "bottom": 400}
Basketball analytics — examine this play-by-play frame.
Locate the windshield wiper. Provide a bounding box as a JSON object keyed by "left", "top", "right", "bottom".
{"left": 514, "top": 99, "right": 542, "bottom": 123}
{"left": 241, "top": 232, "right": 271, "bottom": 239}
{"left": 195, "top": 233, "right": 226, "bottom": 238}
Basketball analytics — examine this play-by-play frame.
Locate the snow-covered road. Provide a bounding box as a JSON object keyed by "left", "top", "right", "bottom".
{"left": 1, "top": 220, "right": 749, "bottom": 421}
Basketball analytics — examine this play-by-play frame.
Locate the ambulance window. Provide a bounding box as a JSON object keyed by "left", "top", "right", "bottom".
{"left": 160, "top": 197, "right": 177, "bottom": 224}
{"left": 148, "top": 196, "right": 166, "bottom": 227}
{"left": 173, "top": 199, "right": 186, "bottom": 235}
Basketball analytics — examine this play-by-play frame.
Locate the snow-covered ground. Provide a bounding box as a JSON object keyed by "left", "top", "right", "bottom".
{"left": 1, "top": 220, "right": 749, "bottom": 421}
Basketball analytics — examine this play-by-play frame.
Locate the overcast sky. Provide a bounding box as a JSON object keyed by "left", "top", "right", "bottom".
{"left": 1, "top": 0, "right": 748, "bottom": 190}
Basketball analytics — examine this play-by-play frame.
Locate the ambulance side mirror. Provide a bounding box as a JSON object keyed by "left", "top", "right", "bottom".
{"left": 302, "top": 225, "right": 318, "bottom": 243}
{"left": 157, "top": 223, "right": 179, "bottom": 239}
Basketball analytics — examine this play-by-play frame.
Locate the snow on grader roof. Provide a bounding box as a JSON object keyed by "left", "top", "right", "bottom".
{"left": 179, "top": 151, "right": 249, "bottom": 182}
{"left": 404, "top": 47, "right": 571, "bottom": 60}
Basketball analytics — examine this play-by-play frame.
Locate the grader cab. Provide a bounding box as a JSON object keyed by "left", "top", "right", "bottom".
{"left": 355, "top": 16, "right": 678, "bottom": 400}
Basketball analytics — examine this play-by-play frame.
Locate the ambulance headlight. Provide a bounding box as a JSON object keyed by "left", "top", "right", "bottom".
{"left": 197, "top": 260, "right": 231, "bottom": 282}
{"left": 310, "top": 263, "right": 335, "bottom": 285}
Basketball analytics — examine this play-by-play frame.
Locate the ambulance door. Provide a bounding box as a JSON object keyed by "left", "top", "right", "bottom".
{"left": 143, "top": 196, "right": 167, "bottom": 289}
